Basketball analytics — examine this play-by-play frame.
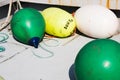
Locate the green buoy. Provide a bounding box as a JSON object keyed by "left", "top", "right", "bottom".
{"left": 10, "top": 8, "right": 45, "bottom": 48}
{"left": 75, "top": 39, "right": 120, "bottom": 80}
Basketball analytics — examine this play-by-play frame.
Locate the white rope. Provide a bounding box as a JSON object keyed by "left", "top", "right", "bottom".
{"left": 0, "top": 0, "right": 23, "bottom": 31}
{"left": 17, "top": 0, "right": 23, "bottom": 9}
{"left": 0, "top": 0, "right": 13, "bottom": 31}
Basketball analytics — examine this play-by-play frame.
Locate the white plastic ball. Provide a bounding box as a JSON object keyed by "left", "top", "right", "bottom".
{"left": 75, "top": 5, "right": 119, "bottom": 38}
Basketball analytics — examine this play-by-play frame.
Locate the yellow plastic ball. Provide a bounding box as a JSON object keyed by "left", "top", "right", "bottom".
{"left": 42, "top": 7, "right": 76, "bottom": 37}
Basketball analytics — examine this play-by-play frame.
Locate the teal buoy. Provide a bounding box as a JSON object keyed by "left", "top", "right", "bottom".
{"left": 75, "top": 39, "right": 120, "bottom": 80}
{"left": 10, "top": 8, "right": 45, "bottom": 48}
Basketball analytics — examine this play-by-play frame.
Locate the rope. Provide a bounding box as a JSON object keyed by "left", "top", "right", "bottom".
{"left": 0, "top": 0, "right": 23, "bottom": 31}
{"left": 32, "top": 38, "right": 60, "bottom": 58}
{"left": 0, "top": 33, "right": 9, "bottom": 52}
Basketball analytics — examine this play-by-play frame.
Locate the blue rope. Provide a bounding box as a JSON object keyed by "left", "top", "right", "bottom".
{"left": 32, "top": 44, "right": 54, "bottom": 59}
{"left": 0, "top": 33, "right": 9, "bottom": 52}
{"left": 32, "top": 38, "right": 60, "bottom": 58}
{"left": 0, "top": 46, "right": 5, "bottom": 52}
{"left": 42, "top": 38, "right": 60, "bottom": 47}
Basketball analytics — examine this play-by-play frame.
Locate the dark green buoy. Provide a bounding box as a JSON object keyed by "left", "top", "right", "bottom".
{"left": 10, "top": 8, "right": 45, "bottom": 48}
{"left": 75, "top": 39, "right": 120, "bottom": 80}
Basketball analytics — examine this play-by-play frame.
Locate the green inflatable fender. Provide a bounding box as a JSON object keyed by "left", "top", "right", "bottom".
{"left": 10, "top": 8, "right": 45, "bottom": 48}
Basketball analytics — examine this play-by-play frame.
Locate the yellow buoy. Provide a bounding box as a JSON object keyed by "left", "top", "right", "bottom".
{"left": 42, "top": 7, "right": 76, "bottom": 37}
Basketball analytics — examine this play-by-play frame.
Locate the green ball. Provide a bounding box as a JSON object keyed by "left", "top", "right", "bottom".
{"left": 75, "top": 39, "right": 120, "bottom": 80}
{"left": 10, "top": 8, "right": 45, "bottom": 48}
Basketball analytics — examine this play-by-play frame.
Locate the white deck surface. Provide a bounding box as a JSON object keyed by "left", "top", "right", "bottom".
{"left": 0, "top": 17, "right": 120, "bottom": 80}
